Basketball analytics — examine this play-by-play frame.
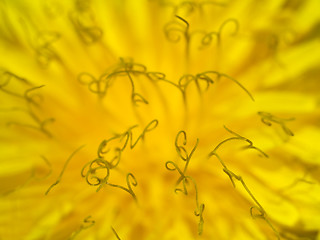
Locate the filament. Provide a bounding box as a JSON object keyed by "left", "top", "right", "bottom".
{"left": 68, "top": 215, "right": 95, "bottom": 240}
{"left": 166, "top": 131, "right": 204, "bottom": 235}
{"left": 258, "top": 111, "right": 295, "bottom": 136}
{"left": 111, "top": 226, "right": 121, "bottom": 240}
{"left": 208, "top": 127, "right": 280, "bottom": 239}
{"left": 45, "top": 145, "right": 85, "bottom": 195}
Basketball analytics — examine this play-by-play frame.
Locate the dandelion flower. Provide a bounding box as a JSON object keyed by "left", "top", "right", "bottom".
{"left": 1, "top": 0, "right": 320, "bottom": 239}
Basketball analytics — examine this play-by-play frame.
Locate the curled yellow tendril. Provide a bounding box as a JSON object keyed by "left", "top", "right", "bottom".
{"left": 0, "top": 72, "right": 55, "bottom": 137}
{"left": 78, "top": 59, "right": 149, "bottom": 104}
{"left": 160, "top": 1, "right": 226, "bottom": 17}
{"left": 199, "top": 18, "right": 239, "bottom": 47}
{"left": 20, "top": 19, "right": 60, "bottom": 67}
{"left": 81, "top": 158, "right": 111, "bottom": 191}
{"left": 178, "top": 71, "right": 254, "bottom": 101}
{"left": 208, "top": 126, "right": 280, "bottom": 239}
{"left": 106, "top": 173, "right": 138, "bottom": 201}
{"left": 0, "top": 71, "right": 45, "bottom": 106}
{"left": 78, "top": 59, "right": 254, "bottom": 112}
{"left": 166, "top": 131, "right": 204, "bottom": 235}
{"left": 164, "top": 15, "right": 191, "bottom": 60}
{"left": 7, "top": 110, "right": 55, "bottom": 138}
{"left": 81, "top": 120, "right": 158, "bottom": 199}
{"left": 46, "top": 145, "right": 86, "bottom": 195}
{"left": 69, "top": 0, "right": 102, "bottom": 44}
{"left": 68, "top": 215, "right": 95, "bottom": 240}
{"left": 258, "top": 111, "right": 295, "bottom": 136}
{"left": 0, "top": 71, "right": 31, "bottom": 99}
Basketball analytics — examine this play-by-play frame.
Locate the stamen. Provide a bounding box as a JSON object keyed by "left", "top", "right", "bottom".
{"left": 208, "top": 127, "right": 280, "bottom": 239}
{"left": 45, "top": 145, "right": 85, "bottom": 195}
{"left": 20, "top": 19, "right": 59, "bottom": 67}
{"left": 82, "top": 120, "right": 157, "bottom": 199}
{"left": 164, "top": 15, "right": 191, "bottom": 61}
{"left": 111, "top": 226, "right": 122, "bottom": 240}
{"left": 258, "top": 111, "right": 295, "bottom": 136}
{"left": 199, "top": 18, "right": 239, "bottom": 47}
{"left": 166, "top": 131, "right": 204, "bottom": 235}
{"left": 68, "top": 215, "right": 95, "bottom": 240}
{"left": 69, "top": 2, "right": 103, "bottom": 44}
{"left": 106, "top": 173, "right": 138, "bottom": 201}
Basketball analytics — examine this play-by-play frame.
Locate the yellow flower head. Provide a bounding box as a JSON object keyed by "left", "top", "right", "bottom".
{"left": 1, "top": 0, "right": 320, "bottom": 239}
